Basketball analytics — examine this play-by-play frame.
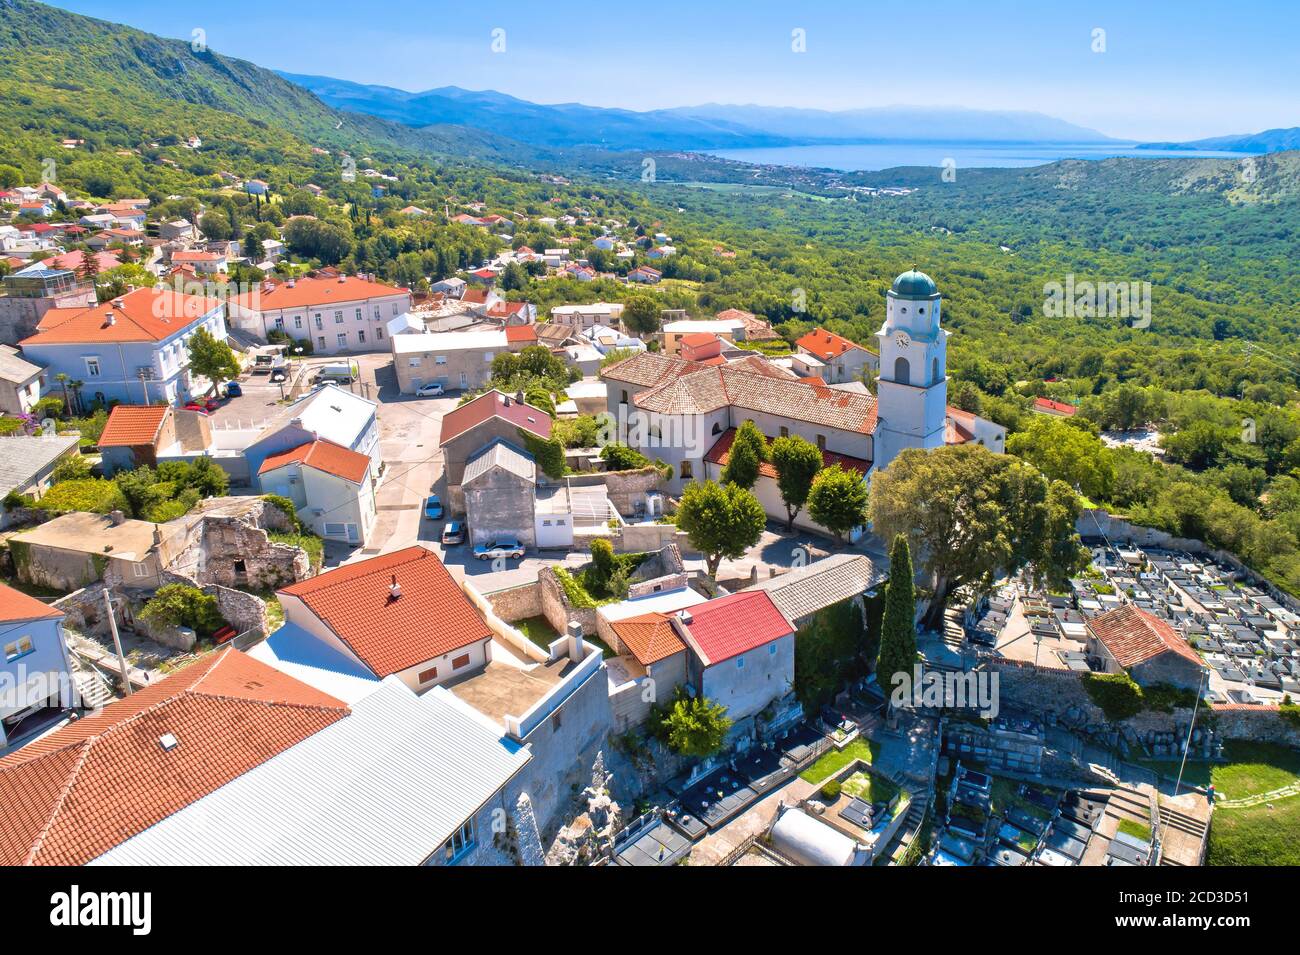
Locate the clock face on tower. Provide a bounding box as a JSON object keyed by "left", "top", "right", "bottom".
{"left": 894, "top": 331, "right": 911, "bottom": 348}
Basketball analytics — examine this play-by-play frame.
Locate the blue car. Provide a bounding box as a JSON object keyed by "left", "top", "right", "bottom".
{"left": 424, "top": 495, "right": 443, "bottom": 520}
{"left": 225, "top": 381, "right": 243, "bottom": 397}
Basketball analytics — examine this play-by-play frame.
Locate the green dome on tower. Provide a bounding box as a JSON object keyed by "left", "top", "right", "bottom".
{"left": 889, "top": 269, "right": 939, "bottom": 300}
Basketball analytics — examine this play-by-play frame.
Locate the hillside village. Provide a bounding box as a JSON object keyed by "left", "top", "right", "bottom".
{"left": 0, "top": 143, "right": 1296, "bottom": 873}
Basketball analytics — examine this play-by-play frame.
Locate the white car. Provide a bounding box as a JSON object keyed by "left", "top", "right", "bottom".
{"left": 415, "top": 382, "right": 445, "bottom": 397}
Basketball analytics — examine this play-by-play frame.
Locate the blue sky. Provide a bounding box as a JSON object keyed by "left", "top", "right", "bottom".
{"left": 52, "top": 0, "right": 1300, "bottom": 141}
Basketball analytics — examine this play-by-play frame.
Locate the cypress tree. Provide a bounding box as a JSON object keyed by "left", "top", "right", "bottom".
{"left": 877, "top": 533, "right": 918, "bottom": 711}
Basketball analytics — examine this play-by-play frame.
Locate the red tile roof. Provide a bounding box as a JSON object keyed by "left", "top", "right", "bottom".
{"left": 610, "top": 613, "right": 687, "bottom": 666}
{"left": 0, "top": 649, "right": 347, "bottom": 866}
{"left": 20, "top": 288, "right": 223, "bottom": 345}
{"left": 505, "top": 324, "right": 538, "bottom": 344}
{"left": 796, "top": 328, "right": 865, "bottom": 360}
{"left": 232, "top": 275, "right": 407, "bottom": 313}
{"left": 681, "top": 591, "right": 792, "bottom": 665}
{"left": 277, "top": 546, "right": 491, "bottom": 676}
{"left": 1033, "top": 397, "right": 1077, "bottom": 416}
{"left": 98, "top": 404, "right": 169, "bottom": 448}
{"left": 704, "top": 427, "right": 871, "bottom": 480}
{"left": 438, "top": 389, "right": 552, "bottom": 446}
{"left": 258, "top": 438, "right": 371, "bottom": 484}
{"left": 0, "top": 582, "right": 63, "bottom": 624}
{"left": 1087, "top": 605, "right": 1207, "bottom": 670}
{"left": 680, "top": 332, "right": 720, "bottom": 348}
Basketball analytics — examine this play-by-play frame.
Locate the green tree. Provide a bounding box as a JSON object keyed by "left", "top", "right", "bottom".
{"left": 588, "top": 538, "right": 615, "bottom": 592}
{"left": 676, "top": 479, "right": 766, "bottom": 577}
{"left": 621, "top": 294, "right": 660, "bottom": 336}
{"left": 807, "top": 464, "right": 869, "bottom": 543}
{"left": 720, "top": 419, "right": 767, "bottom": 490}
{"left": 771, "top": 433, "right": 823, "bottom": 530}
{"left": 186, "top": 327, "right": 240, "bottom": 394}
{"left": 870, "top": 445, "right": 1087, "bottom": 631}
{"left": 1007, "top": 415, "right": 1116, "bottom": 500}
{"left": 877, "top": 534, "right": 918, "bottom": 711}
{"left": 499, "top": 261, "right": 527, "bottom": 291}
{"left": 661, "top": 695, "right": 732, "bottom": 758}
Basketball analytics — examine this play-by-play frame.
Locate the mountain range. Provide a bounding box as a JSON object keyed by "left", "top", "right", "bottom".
{"left": 278, "top": 72, "right": 1120, "bottom": 151}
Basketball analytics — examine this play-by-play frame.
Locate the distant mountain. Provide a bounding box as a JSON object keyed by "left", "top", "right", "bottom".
{"left": 279, "top": 73, "right": 1118, "bottom": 151}
{"left": 1138, "top": 127, "right": 1300, "bottom": 154}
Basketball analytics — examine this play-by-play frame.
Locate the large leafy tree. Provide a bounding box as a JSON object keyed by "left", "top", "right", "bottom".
{"left": 807, "top": 463, "right": 869, "bottom": 542}
{"left": 621, "top": 293, "right": 660, "bottom": 336}
{"left": 186, "top": 327, "right": 240, "bottom": 393}
{"left": 771, "top": 434, "right": 823, "bottom": 530}
{"left": 661, "top": 695, "right": 732, "bottom": 758}
{"left": 676, "top": 479, "right": 766, "bottom": 577}
{"left": 1007, "top": 415, "right": 1116, "bottom": 501}
{"left": 870, "top": 445, "right": 1088, "bottom": 631}
{"left": 877, "top": 534, "right": 918, "bottom": 710}
{"left": 720, "top": 419, "right": 767, "bottom": 490}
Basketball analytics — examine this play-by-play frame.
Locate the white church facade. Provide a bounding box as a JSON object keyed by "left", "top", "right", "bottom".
{"left": 600, "top": 269, "right": 1005, "bottom": 540}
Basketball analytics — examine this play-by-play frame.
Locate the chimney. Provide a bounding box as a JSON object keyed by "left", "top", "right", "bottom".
{"left": 677, "top": 609, "right": 693, "bottom": 625}
{"left": 388, "top": 573, "right": 402, "bottom": 601}
{"left": 109, "top": 509, "right": 126, "bottom": 525}
{"left": 566, "top": 620, "right": 585, "bottom": 661}
{"left": 152, "top": 525, "right": 163, "bottom": 547}
{"left": 104, "top": 312, "right": 116, "bottom": 326}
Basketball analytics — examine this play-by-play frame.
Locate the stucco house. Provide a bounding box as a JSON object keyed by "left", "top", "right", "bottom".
{"left": 0, "top": 582, "right": 73, "bottom": 749}
{"left": 794, "top": 327, "right": 879, "bottom": 385}
{"left": 392, "top": 328, "right": 507, "bottom": 394}
{"left": 17, "top": 287, "right": 228, "bottom": 407}
{"left": 229, "top": 275, "right": 411, "bottom": 354}
{"left": 241, "top": 384, "right": 380, "bottom": 486}
{"left": 1085, "top": 604, "right": 1209, "bottom": 691}
{"left": 0, "top": 344, "right": 43, "bottom": 415}
{"left": 258, "top": 438, "right": 377, "bottom": 546}
{"left": 438, "top": 390, "right": 552, "bottom": 513}
{"left": 461, "top": 439, "right": 537, "bottom": 548}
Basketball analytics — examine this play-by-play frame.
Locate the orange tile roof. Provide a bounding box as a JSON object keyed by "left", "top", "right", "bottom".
{"left": 610, "top": 613, "right": 687, "bottom": 666}
{"left": 98, "top": 404, "right": 169, "bottom": 447}
{"left": 505, "top": 324, "right": 538, "bottom": 343}
{"left": 258, "top": 438, "right": 371, "bottom": 484}
{"left": 679, "top": 332, "right": 719, "bottom": 348}
{"left": 796, "top": 327, "right": 864, "bottom": 360}
{"left": 0, "top": 581, "right": 63, "bottom": 624}
{"left": 1033, "top": 397, "right": 1077, "bottom": 416}
{"left": 277, "top": 546, "right": 491, "bottom": 677}
{"left": 20, "top": 287, "right": 223, "bottom": 345}
{"left": 1087, "top": 605, "right": 1207, "bottom": 670}
{"left": 705, "top": 426, "right": 871, "bottom": 478}
{"left": 0, "top": 649, "right": 347, "bottom": 866}
{"left": 232, "top": 275, "right": 407, "bottom": 313}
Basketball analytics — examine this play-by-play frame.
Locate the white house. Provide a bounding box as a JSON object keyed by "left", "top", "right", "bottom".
{"left": 258, "top": 438, "right": 378, "bottom": 546}
{"left": 229, "top": 275, "right": 412, "bottom": 354}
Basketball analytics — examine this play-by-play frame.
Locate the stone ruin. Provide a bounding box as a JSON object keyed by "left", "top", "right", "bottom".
{"left": 544, "top": 751, "right": 623, "bottom": 866}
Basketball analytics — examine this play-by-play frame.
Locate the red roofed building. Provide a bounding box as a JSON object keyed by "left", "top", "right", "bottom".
{"left": 227, "top": 275, "right": 411, "bottom": 355}
{"left": 505, "top": 324, "right": 538, "bottom": 349}
{"left": 258, "top": 438, "right": 377, "bottom": 545}
{"left": 1085, "top": 605, "right": 1208, "bottom": 690}
{"left": 1032, "top": 396, "right": 1077, "bottom": 417}
{"left": 438, "top": 390, "right": 552, "bottom": 506}
{"left": 277, "top": 546, "right": 493, "bottom": 689}
{"left": 793, "top": 327, "right": 878, "bottom": 385}
{"left": 0, "top": 648, "right": 348, "bottom": 865}
{"left": 677, "top": 591, "right": 795, "bottom": 722}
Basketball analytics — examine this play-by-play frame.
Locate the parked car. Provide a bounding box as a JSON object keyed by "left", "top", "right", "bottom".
{"left": 415, "top": 382, "right": 445, "bottom": 397}
{"left": 183, "top": 397, "right": 219, "bottom": 414}
{"left": 441, "top": 521, "right": 464, "bottom": 545}
{"left": 424, "top": 494, "right": 443, "bottom": 520}
{"left": 225, "top": 381, "right": 243, "bottom": 398}
{"left": 473, "top": 538, "right": 525, "bottom": 561}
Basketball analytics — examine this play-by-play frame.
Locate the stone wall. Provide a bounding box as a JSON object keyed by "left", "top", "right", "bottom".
{"left": 167, "top": 502, "right": 308, "bottom": 590}
{"left": 482, "top": 580, "right": 543, "bottom": 622}
{"left": 538, "top": 566, "right": 598, "bottom": 638}
{"left": 566, "top": 466, "right": 664, "bottom": 518}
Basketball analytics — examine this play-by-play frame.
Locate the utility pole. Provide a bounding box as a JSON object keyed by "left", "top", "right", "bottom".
{"left": 103, "top": 589, "right": 133, "bottom": 697}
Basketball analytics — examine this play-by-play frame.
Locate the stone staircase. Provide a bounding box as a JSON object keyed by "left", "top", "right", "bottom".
{"left": 1156, "top": 803, "right": 1209, "bottom": 866}
{"left": 942, "top": 606, "right": 967, "bottom": 650}
{"left": 73, "top": 666, "right": 115, "bottom": 710}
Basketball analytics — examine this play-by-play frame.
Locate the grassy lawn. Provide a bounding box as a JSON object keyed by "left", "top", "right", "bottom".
{"left": 990, "top": 774, "right": 1053, "bottom": 819}
{"left": 799, "top": 738, "right": 880, "bottom": 784}
{"left": 514, "top": 615, "right": 616, "bottom": 659}
{"left": 841, "top": 769, "right": 898, "bottom": 804}
{"left": 1138, "top": 741, "right": 1300, "bottom": 800}
{"left": 1209, "top": 797, "right": 1300, "bottom": 866}
{"left": 1118, "top": 818, "right": 1152, "bottom": 843}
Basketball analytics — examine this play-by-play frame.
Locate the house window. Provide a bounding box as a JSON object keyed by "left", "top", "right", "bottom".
{"left": 736, "top": 656, "right": 745, "bottom": 669}
{"left": 444, "top": 820, "right": 475, "bottom": 862}
{"left": 621, "top": 390, "right": 629, "bottom": 404}
{"left": 816, "top": 435, "right": 826, "bottom": 451}
{"left": 418, "top": 666, "right": 438, "bottom": 684}
{"left": 543, "top": 520, "right": 552, "bottom": 527}
{"left": 4, "top": 636, "right": 33, "bottom": 662}
{"left": 355, "top": 308, "right": 363, "bottom": 321}
{"left": 374, "top": 307, "right": 381, "bottom": 320}
{"left": 337, "top": 333, "right": 348, "bottom": 348}
{"left": 680, "top": 461, "right": 693, "bottom": 479}
{"left": 435, "top": 356, "right": 447, "bottom": 365}
{"left": 780, "top": 426, "right": 789, "bottom": 438}
{"left": 84, "top": 357, "right": 101, "bottom": 377}
{"left": 711, "top": 422, "right": 722, "bottom": 435}
{"left": 452, "top": 653, "right": 471, "bottom": 670}
{"left": 483, "top": 352, "right": 494, "bottom": 363}
{"left": 391, "top": 303, "right": 400, "bottom": 316}
{"left": 357, "top": 330, "right": 366, "bottom": 344}
{"left": 556, "top": 519, "right": 566, "bottom": 526}
{"left": 314, "top": 314, "right": 323, "bottom": 329}
{"left": 376, "top": 328, "right": 384, "bottom": 340}
{"left": 334, "top": 310, "right": 343, "bottom": 324}
{"left": 409, "top": 357, "right": 421, "bottom": 367}
{"left": 317, "top": 337, "right": 326, "bottom": 349}
{"left": 769, "top": 643, "right": 777, "bottom": 655}
{"left": 294, "top": 316, "right": 303, "bottom": 329}
{"left": 274, "top": 317, "right": 284, "bottom": 330}
{"left": 132, "top": 562, "right": 149, "bottom": 578}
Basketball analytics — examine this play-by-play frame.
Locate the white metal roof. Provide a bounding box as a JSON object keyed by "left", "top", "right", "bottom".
{"left": 462, "top": 439, "right": 536, "bottom": 485}
{"left": 0, "top": 434, "right": 80, "bottom": 496}
{"left": 598, "top": 586, "right": 708, "bottom": 624}
{"left": 391, "top": 329, "right": 507, "bottom": 354}
{"left": 770, "top": 806, "right": 859, "bottom": 866}
{"left": 90, "top": 679, "right": 530, "bottom": 866}
{"left": 254, "top": 384, "right": 376, "bottom": 447}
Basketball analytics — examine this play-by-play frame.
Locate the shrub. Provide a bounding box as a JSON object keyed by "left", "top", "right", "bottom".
{"left": 1081, "top": 672, "right": 1145, "bottom": 721}
{"left": 262, "top": 493, "right": 303, "bottom": 530}
{"left": 269, "top": 530, "right": 323, "bottom": 570}
{"left": 600, "top": 443, "right": 650, "bottom": 471}
{"left": 139, "top": 584, "right": 223, "bottom": 636}
{"left": 660, "top": 694, "right": 732, "bottom": 758}
{"left": 33, "top": 396, "right": 64, "bottom": 419}
{"left": 39, "top": 478, "right": 129, "bottom": 515}
{"left": 51, "top": 453, "right": 91, "bottom": 483}
{"left": 589, "top": 538, "right": 615, "bottom": 590}
{"left": 820, "top": 779, "right": 843, "bottom": 801}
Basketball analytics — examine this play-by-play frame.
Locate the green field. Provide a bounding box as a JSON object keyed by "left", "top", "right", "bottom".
{"left": 1209, "top": 797, "right": 1300, "bottom": 866}
{"left": 1139, "top": 741, "right": 1300, "bottom": 800}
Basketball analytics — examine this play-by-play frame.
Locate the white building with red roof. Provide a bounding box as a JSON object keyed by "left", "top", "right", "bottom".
{"left": 794, "top": 327, "right": 879, "bottom": 385}
{"left": 258, "top": 437, "right": 377, "bottom": 545}
{"left": 228, "top": 274, "right": 412, "bottom": 354}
